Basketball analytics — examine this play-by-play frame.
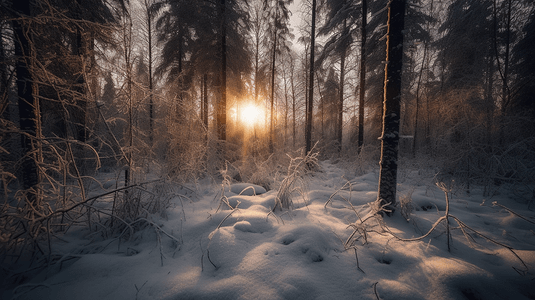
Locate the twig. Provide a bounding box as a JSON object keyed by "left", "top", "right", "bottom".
{"left": 493, "top": 201, "right": 535, "bottom": 225}
{"left": 438, "top": 182, "right": 452, "bottom": 252}
{"left": 352, "top": 247, "right": 365, "bottom": 273}
{"left": 324, "top": 180, "right": 352, "bottom": 209}
{"left": 206, "top": 249, "right": 218, "bottom": 270}
{"left": 135, "top": 280, "right": 148, "bottom": 300}
{"left": 372, "top": 282, "right": 381, "bottom": 300}
{"left": 10, "top": 179, "right": 164, "bottom": 224}
{"left": 450, "top": 215, "right": 529, "bottom": 275}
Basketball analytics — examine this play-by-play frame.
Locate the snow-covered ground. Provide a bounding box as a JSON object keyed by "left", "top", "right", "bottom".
{"left": 5, "top": 161, "right": 535, "bottom": 300}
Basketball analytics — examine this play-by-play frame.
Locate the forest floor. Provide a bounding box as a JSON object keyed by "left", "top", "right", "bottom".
{"left": 3, "top": 160, "right": 535, "bottom": 300}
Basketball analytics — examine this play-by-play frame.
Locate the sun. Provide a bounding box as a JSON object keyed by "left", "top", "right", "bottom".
{"left": 239, "top": 103, "right": 264, "bottom": 127}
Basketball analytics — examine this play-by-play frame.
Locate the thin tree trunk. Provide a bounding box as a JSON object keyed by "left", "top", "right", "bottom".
{"left": 283, "top": 63, "right": 289, "bottom": 145}
{"left": 147, "top": 0, "right": 154, "bottom": 146}
{"left": 377, "top": 0, "right": 406, "bottom": 211}
{"left": 305, "top": 0, "right": 316, "bottom": 154}
{"left": 501, "top": 0, "right": 511, "bottom": 113}
{"left": 218, "top": 0, "right": 227, "bottom": 142}
{"left": 291, "top": 62, "right": 296, "bottom": 148}
{"left": 269, "top": 23, "right": 277, "bottom": 153}
{"left": 486, "top": 47, "right": 494, "bottom": 147}
{"left": 358, "top": 0, "right": 367, "bottom": 154}
{"left": 304, "top": 44, "right": 309, "bottom": 139}
{"left": 177, "top": 26, "right": 184, "bottom": 120}
{"left": 124, "top": 17, "right": 133, "bottom": 189}
{"left": 315, "top": 70, "right": 324, "bottom": 139}
{"left": 203, "top": 74, "right": 209, "bottom": 141}
{"left": 337, "top": 18, "right": 347, "bottom": 153}
{"left": 74, "top": 29, "right": 87, "bottom": 174}
{"left": 412, "top": 39, "right": 429, "bottom": 157}
{"left": 493, "top": 0, "right": 512, "bottom": 145}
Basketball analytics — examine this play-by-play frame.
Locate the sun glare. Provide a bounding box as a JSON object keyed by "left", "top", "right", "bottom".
{"left": 239, "top": 103, "right": 264, "bottom": 127}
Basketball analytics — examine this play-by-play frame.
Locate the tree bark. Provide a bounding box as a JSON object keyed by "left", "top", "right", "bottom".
{"left": 305, "top": 0, "right": 316, "bottom": 155}
{"left": 377, "top": 0, "right": 406, "bottom": 211}
{"left": 146, "top": 0, "right": 154, "bottom": 146}
{"left": 358, "top": 0, "right": 367, "bottom": 154}
{"left": 337, "top": 19, "right": 347, "bottom": 153}
{"left": 290, "top": 61, "right": 296, "bottom": 148}
{"left": 203, "top": 73, "right": 209, "bottom": 140}
{"left": 13, "top": 0, "right": 40, "bottom": 202}
{"left": 269, "top": 20, "right": 277, "bottom": 153}
{"left": 218, "top": 0, "right": 227, "bottom": 142}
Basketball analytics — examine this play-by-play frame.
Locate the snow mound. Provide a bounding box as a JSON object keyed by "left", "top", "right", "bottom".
{"left": 230, "top": 183, "right": 267, "bottom": 195}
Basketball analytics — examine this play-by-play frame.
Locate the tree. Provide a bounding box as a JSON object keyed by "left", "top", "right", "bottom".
{"left": 305, "top": 0, "right": 316, "bottom": 155}
{"left": 265, "top": 0, "right": 293, "bottom": 153}
{"left": 318, "top": 0, "right": 359, "bottom": 153}
{"left": 358, "top": 0, "right": 367, "bottom": 154}
{"left": 437, "top": 1, "right": 492, "bottom": 91}
{"left": 412, "top": 0, "right": 435, "bottom": 156}
{"left": 510, "top": 4, "right": 535, "bottom": 119}
{"left": 218, "top": 0, "right": 227, "bottom": 142}
{"left": 140, "top": 0, "right": 156, "bottom": 145}
{"left": 377, "top": 0, "right": 406, "bottom": 210}
{"left": 12, "top": 0, "right": 40, "bottom": 204}
{"left": 250, "top": 0, "right": 269, "bottom": 150}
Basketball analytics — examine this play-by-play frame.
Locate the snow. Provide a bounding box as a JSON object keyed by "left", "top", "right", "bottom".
{"left": 4, "top": 161, "right": 535, "bottom": 300}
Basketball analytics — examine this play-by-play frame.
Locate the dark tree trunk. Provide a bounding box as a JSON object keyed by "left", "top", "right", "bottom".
{"left": 377, "top": 0, "right": 406, "bottom": 211}
{"left": 203, "top": 73, "right": 209, "bottom": 140}
{"left": 0, "top": 25, "right": 7, "bottom": 113}
{"left": 13, "top": 0, "right": 40, "bottom": 201}
{"left": 358, "top": 0, "right": 367, "bottom": 154}
{"left": 74, "top": 30, "right": 87, "bottom": 144}
{"left": 412, "top": 41, "right": 428, "bottom": 157}
{"left": 124, "top": 17, "right": 133, "bottom": 189}
{"left": 73, "top": 29, "right": 88, "bottom": 174}
{"left": 305, "top": 0, "right": 316, "bottom": 154}
{"left": 291, "top": 68, "right": 296, "bottom": 148}
{"left": 418, "top": 0, "right": 434, "bottom": 154}
{"left": 177, "top": 26, "right": 184, "bottom": 120}
{"left": 283, "top": 66, "right": 289, "bottom": 144}
{"left": 147, "top": 4, "right": 154, "bottom": 146}
{"left": 337, "top": 19, "right": 347, "bottom": 153}
{"left": 269, "top": 24, "right": 277, "bottom": 153}
{"left": 218, "top": 0, "right": 227, "bottom": 142}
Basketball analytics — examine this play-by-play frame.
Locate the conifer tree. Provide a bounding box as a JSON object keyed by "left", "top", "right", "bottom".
{"left": 377, "top": 0, "right": 406, "bottom": 211}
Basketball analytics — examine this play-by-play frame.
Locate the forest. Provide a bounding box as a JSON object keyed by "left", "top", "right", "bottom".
{"left": 1, "top": 0, "right": 534, "bottom": 299}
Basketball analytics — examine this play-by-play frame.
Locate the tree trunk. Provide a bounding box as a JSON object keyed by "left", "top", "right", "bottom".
{"left": 13, "top": 0, "right": 40, "bottom": 203}
{"left": 290, "top": 58, "right": 297, "bottom": 148}
{"left": 501, "top": 0, "right": 511, "bottom": 114}
{"left": 73, "top": 29, "right": 88, "bottom": 175}
{"left": 0, "top": 25, "right": 7, "bottom": 116}
{"left": 269, "top": 23, "right": 277, "bottom": 153}
{"left": 337, "top": 18, "right": 347, "bottom": 153}
{"left": 147, "top": 1, "right": 154, "bottom": 146}
{"left": 377, "top": 0, "right": 406, "bottom": 211}
{"left": 305, "top": 0, "right": 316, "bottom": 154}
{"left": 124, "top": 17, "right": 134, "bottom": 189}
{"left": 203, "top": 73, "right": 209, "bottom": 141}
{"left": 358, "top": 0, "right": 367, "bottom": 154}
{"left": 218, "top": 0, "right": 227, "bottom": 142}
{"left": 315, "top": 71, "right": 324, "bottom": 140}
{"left": 412, "top": 40, "right": 428, "bottom": 157}
{"left": 177, "top": 26, "right": 184, "bottom": 120}
{"left": 283, "top": 63, "right": 289, "bottom": 145}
